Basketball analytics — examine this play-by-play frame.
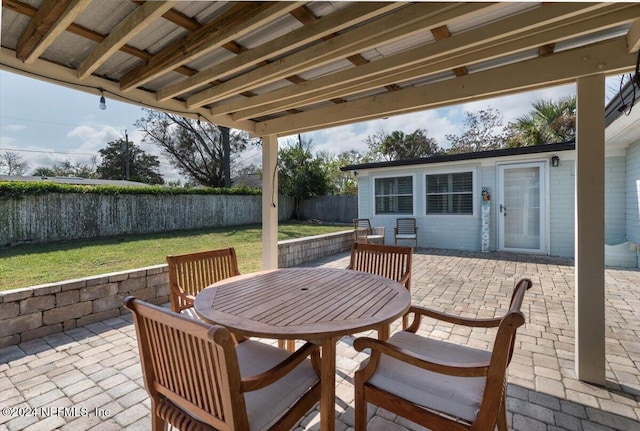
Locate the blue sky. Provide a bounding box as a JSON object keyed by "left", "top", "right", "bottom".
{"left": 0, "top": 69, "right": 581, "bottom": 182}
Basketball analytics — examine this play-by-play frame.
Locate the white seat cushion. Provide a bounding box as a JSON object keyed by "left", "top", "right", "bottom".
{"left": 237, "top": 340, "right": 319, "bottom": 431}
{"left": 179, "top": 307, "right": 199, "bottom": 319}
{"left": 395, "top": 234, "right": 416, "bottom": 239}
{"left": 367, "top": 331, "right": 490, "bottom": 422}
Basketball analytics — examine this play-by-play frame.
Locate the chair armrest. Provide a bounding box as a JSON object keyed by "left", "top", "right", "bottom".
{"left": 399, "top": 272, "right": 410, "bottom": 288}
{"left": 394, "top": 227, "right": 398, "bottom": 235}
{"left": 241, "top": 342, "right": 320, "bottom": 392}
{"left": 353, "top": 336, "right": 489, "bottom": 378}
{"left": 406, "top": 305, "right": 502, "bottom": 332}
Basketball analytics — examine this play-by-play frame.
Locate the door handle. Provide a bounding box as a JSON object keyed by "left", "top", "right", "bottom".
{"left": 500, "top": 204, "right": 507, "bottom": 216}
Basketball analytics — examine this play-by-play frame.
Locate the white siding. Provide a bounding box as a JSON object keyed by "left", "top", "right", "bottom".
{"left": 626, "top": 141, "right": 640, "bottom": 244}
{"left": 353, "top": 147, "right": 634, "bottom": 258}
{"left": 549, "top": 160, "right": 575, "bottom": 257}
{"left": 357, "top": 175, "right": 372, "bottom": 219}
{"left": 605, "top": 156, "right": 626, "bottom": 244}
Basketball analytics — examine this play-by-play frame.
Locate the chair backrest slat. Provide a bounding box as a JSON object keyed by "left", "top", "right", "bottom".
{"left": 353, "top": 218, "right": 373, "bottom": 234}
{"left": 125, "top": 297, "right": 247, "bottom": 429}
{"left": 396, "top": 218, "right": 417, "bottom": 235}
{"left": 349, "top": 243, "right": 412, "bottom": 290}
{"left": 167, "top": 248, "right": 241, "bottom": 312}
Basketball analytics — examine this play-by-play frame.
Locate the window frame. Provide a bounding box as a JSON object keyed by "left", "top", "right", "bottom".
{"left": 424, "top": 168, "right": 477, "bottom": 218}
{"left": 372, "top": 173, "right": 416, "bottom": 216}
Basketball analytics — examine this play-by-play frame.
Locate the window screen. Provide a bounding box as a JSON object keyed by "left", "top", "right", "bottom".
{"left": 426, "top": 172, "right": 473, "bottom": 214}
{"left": 374, "top": 176, "right": 413, "bottom": 214}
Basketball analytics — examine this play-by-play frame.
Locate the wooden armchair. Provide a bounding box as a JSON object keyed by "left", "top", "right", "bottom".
{"left": 353, "top": 218, "right": 385, "bottom": 244}
{"left": 124, "top": 297, "right": 321, "bottom": 431}
{"left": 347, "top": 242, "right": 412, "bottom": 329}
{"left": 394, "top": 217, "right": 418, "bottom": 247}
{"left": 353, "top": 278, "right": 533, "bottom": 431}
{"left": 166, "top": 247, "right": 240, "bottom": 316}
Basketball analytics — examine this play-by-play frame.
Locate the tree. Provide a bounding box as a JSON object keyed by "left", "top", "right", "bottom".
{"left": 96, "top": 138, "right": 164, "bottom": 184}
{"left": 319, "top": 150, "right": 363, "bottom": 195}
{"left": 506, "top": 96, "right": 576, "bottom": 147}
{"left": 135, "top": 109, "right": 249, "bottom": 187}
{"left": 278, "top": 138, "right": 330, "bottom": 218}
{"left": 32, "top": 158, "right": 97, "bottom": 178}
{"left": 446, "top": 108, "right": 507, "bottom": 154}
{"left": 0, "top": 151, "right": 29, "bottom": 176}
{"left": 365, "top": 129, "right": 441, "bottom": 161}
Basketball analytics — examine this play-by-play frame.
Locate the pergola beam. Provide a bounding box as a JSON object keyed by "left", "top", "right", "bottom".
{"left": 186, "top": 2, "right": 488, "bottom": 109}
{"left": 119, "top": 1, "right": 305, "bottom": 91}
{"left": 211, "top": 2, "right": 618, "bottom": 119}
{"left": 16, "top": 0, "right": 92, "bottom": 64}
{"left": 255, "top": 36, "right": 636, "bottom": 136}
{"left": 156, "top": 2, "right": 401, "bottom": 102}
{"left": 77, "top": 1, "right": 177, "bottom": 80}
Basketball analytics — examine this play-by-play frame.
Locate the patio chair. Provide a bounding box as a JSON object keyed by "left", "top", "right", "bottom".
{"left": 347, "top": 242, "right": 413, "bottom": 329}
{"left": 167, "top": 247, "right": 241, "bottom": 316}
{"left": 353, "top": 218, "right": 385, "bottom": 244}
{"left": 352, "top": 277, "right": 533, "bottom": 431}
{"left": 167, "top": 247, "right": 294, "bottom": 351}
{"left": 394, "top": 217, "right": 418, "bottom": 247}
{"left": 124, "top": 297, "right": 321, "bottom": 431}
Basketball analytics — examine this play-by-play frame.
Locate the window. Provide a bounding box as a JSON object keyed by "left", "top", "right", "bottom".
{"left": 426, "top": 172, "right": 473, "bottom": 215}
{"left": 374, "top": 176, "right": 413, "bottom": 214}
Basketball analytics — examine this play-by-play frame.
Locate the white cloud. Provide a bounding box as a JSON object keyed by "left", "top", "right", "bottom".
{"left": 67, "top": 125, "right": 121, "bottom": 150}
{"left": 4, "top": 124, "right": 26, "bottom": 132}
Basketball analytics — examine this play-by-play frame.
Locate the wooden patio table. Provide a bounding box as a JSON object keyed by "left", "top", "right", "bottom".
{"left": 194, "top": 267, "right": 411, "bottom": 431}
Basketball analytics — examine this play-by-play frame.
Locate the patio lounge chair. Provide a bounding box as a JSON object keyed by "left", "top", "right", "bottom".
{"left": 124, "top": 297, "right": 321, "bottom": 431}
{"left": 167, "top": 247, "right": 241, "bottom": 316}
{"left": 347, "top": 242, "right": 413, "bottom": 329}
{"left": 394, "top": 217, "right": 418, "bottom": 247}
{"left": 353, "top": 218, "right": 385, "bottom": 244}
{"left": 352, "top": 278, "right": 533, "bottom": 431}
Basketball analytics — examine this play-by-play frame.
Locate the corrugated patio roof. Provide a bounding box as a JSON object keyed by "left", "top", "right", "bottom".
{"left": 1, "top": 1, "right": 639, "bottom": 137}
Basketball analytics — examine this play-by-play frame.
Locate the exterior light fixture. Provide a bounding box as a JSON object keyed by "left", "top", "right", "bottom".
{"left": 98, "top": 89, "right": 107, "bottom": 110}
{"left": 551, "top": 155, "right": 560, "bottom": 167}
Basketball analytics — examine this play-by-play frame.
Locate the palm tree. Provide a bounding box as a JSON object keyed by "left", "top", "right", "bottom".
{"left": 506, "top": 96, "right": 576, "bottom": 147}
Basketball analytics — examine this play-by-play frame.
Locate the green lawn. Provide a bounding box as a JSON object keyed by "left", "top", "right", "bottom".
{"left": 0, "top": 222, "right": 350, "bottom": 291}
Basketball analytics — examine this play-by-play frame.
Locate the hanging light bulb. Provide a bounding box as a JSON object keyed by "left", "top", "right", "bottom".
{"left": 98, "top": 89, "right": 107, "bottom": 110}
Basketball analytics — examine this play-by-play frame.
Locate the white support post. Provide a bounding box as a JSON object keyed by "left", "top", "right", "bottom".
{"left": 575, "top": 75, "right": 606, "bottom": 385}
{"left": 262, "top": 134, "right": 279, "bottom": 270}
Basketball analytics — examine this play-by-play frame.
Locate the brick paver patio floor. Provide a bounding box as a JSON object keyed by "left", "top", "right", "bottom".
{"left": 1, "top": 249, "right": 639, "bottom": 431}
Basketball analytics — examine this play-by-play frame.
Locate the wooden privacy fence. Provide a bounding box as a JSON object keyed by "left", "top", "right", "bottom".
{"left": 1, "top": 193, "right": 294, "bottom": 245}
{"left": 300, "top": 195, "right": 357, "bottom": 223}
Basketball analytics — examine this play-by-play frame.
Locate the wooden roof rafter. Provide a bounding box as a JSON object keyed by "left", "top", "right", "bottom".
{"left": 217, "top": 2, "right": 639, "bottom": 121}
{"left": 1, "top": 1, "right": 638, "bottom": 138}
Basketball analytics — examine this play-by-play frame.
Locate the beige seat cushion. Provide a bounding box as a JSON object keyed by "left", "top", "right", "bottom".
{"left": 367, "top": 331, "right": 490, "bottom": 422}
{"left": 237, "top": 340, "right": 319, "bottom": 431}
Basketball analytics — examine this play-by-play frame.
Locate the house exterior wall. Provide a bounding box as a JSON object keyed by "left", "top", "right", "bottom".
{"left": 354, "top": 148, "right": 631, "bottom": 259}
{"left": 627, "top": 140, "right": 640, "bottom": 245}
{"left": 605, "top": 155, "right": 627, "bottom": 244}
{"left": 549, "top": 158, "right": 575, "bottom": 257}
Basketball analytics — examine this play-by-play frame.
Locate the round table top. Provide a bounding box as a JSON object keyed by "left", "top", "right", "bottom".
{"left": 194, "top": 267, "right": 411, "bottom": 339}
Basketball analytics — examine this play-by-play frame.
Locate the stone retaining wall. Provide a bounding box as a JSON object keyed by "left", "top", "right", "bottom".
{"left": 0, "top": 265, "right": 169, "bottom": 348}
{"left": 0, "top": 230, "right": 356, "bottom": 347}
{"left": 278, "top": 230, "right": 354, "bottom": 267}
